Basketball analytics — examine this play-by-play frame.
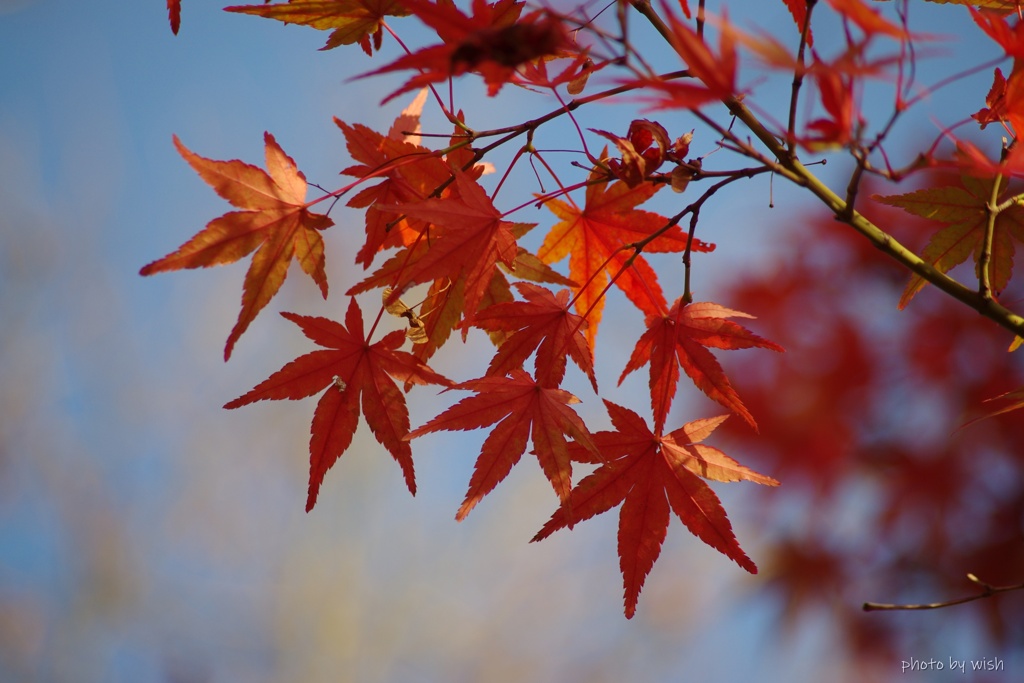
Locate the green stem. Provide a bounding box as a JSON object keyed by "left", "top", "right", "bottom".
{"left": 980, "top": 174, "right": 1002, "bottom": 301}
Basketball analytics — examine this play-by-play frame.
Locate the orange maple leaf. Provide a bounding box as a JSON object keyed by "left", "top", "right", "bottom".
{"left": 224, "top": 297, "right": 451, "bottom": 510}
{"left": 538, "top": 176, "right": 714, "bottom": 349}
{"left": 406, "top": 369, "right": 599, "bottom": 520}
{"left": 873, "top": 173, "right": 1024, "bottom": 307}
{"left": 619, "top": 299, "right": 784, "bottom": 432}
{"left": 225, "top": 0, "right": 412, "bottom": 54}
{"left": 337, "top": 99, "right": 494, "bottom": 271}
{"left": 335, "top": 107, "right": 455, "bottom": 267}
{"left": 141, "top": 133, "right": 333, "bottom": 360}
{"left": 532, "top": 401, "right": 778, "bottom": 618}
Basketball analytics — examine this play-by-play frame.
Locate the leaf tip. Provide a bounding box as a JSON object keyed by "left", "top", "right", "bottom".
{"left": 306, "top": 470, "right": 326, "bottom": 513}
{"left": 455, "top": 493, "right": 480, "bottom": 521}
{"left": 168, "top": 0, "right": 181, "bottom": 34}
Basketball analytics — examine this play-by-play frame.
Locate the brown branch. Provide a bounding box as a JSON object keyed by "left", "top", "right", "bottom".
{"left": 629, "top": 0, "right": 1024, "bottom": 338}
{"left": 863, "top": 573, "right": 1024, "bottom": 612}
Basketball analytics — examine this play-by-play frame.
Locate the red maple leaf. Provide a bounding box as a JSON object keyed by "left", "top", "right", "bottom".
{"left": 348, "top": 170, "right": 521, "bottom": 326}
{"left": 626, "top": 6, "right": 738, "bottom": 111}
{"left": 470, "top": 282, "right": 597, "bottom": 390}
{"left": 225, "top": 0, "right": 412, "bottom": 55}
{"left": 336, "top": 103, "right": 456, "bottom": 268}
{"left": 140, "top": 133, "right": 334, "bottom": 360}
{"left": 357, "top": 0, "right": 577, "bottom": 102}
{"left": 168, "top": 0, "right": 181, "bottom": 34}
{"left": 780, "top": 0, "right": 813, "bottom": 45}
{"left": 406, "top": 369, "right": 599, "bottom": 520}
{"left": 789, "top": 40, "right": 910, "bottom": 150}
{"left": 532, "top": 401, "right": 778, "bottom": 618}
{"left": 937, "top": 137, "right": 1024, "bottom": 181}
{"left": 396, "top": 246, "right": 572, "bottom": 368}
{"left": 801, "top": 65, "right": 857, "bottom": 150}
{"left": 972, "top": 65, "right": 1024, "bottom": 135}
{"left": 538, "top": 175, "right": 715, "bottom": 349}
{"left": 224, "top": 297, "right": 451, "bottom": 511}
{"left": 970, "top": 6, "right": 1024, "bottom": 60}
{"left": 826, "top": 0, "right": 911, "bottom": 41}
{"left": 620, "top": 299, "right": 784, "bottom": 432}
{"left": 974, "top": 68, "right": 1011, "bottom": 130}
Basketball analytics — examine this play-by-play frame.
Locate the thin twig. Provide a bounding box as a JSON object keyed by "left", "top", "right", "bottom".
{"left": 787, "top": 0, "right": 817, "bottom": 150}
{"left": 863, "top": 574, "right": 1024, "bottom": 612}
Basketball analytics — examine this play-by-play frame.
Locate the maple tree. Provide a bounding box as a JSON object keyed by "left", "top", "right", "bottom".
{"left": 147, "top": 0, "right": 1024, "bottom": 636}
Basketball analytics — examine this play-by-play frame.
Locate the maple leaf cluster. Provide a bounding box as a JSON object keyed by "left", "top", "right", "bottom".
{"left": 150, "top": 0, "right": 1024, "bottom": 622}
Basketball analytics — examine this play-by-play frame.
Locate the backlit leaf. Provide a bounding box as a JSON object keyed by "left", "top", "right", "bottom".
{"left": 141, "top": 133, "right": 334, "bottom": 360}
{"left": 538, "top": 174, "right": 714, "bottom": 349}
{"left": 407, "top": 369, "right": 599, "bottom": 520}
{"left": 533, "top": 401, "right": 777, "bottom": 618}
{"left": 620, "top": 299, "right": 783, "bottom": 432}
{"left": 225, "top": 0, "right": 412, "bottom": 54}
{"left": 873, "top": 174, "right": 1024, "bottom": 307}
{"left": 224, "top": 298, "right": 451, "bottom": 510}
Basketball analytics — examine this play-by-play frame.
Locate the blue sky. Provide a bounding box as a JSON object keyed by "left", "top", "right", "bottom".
{"left": 1, "top": 1, "right": 1021, "bottom": 682}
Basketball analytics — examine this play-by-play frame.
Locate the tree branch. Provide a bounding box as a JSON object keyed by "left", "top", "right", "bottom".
{"left": 863, "top": 573, "right": 1024, "bottom": 612}
{"left": 629, "top": 0, "right": 1024, "bottom": 339}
